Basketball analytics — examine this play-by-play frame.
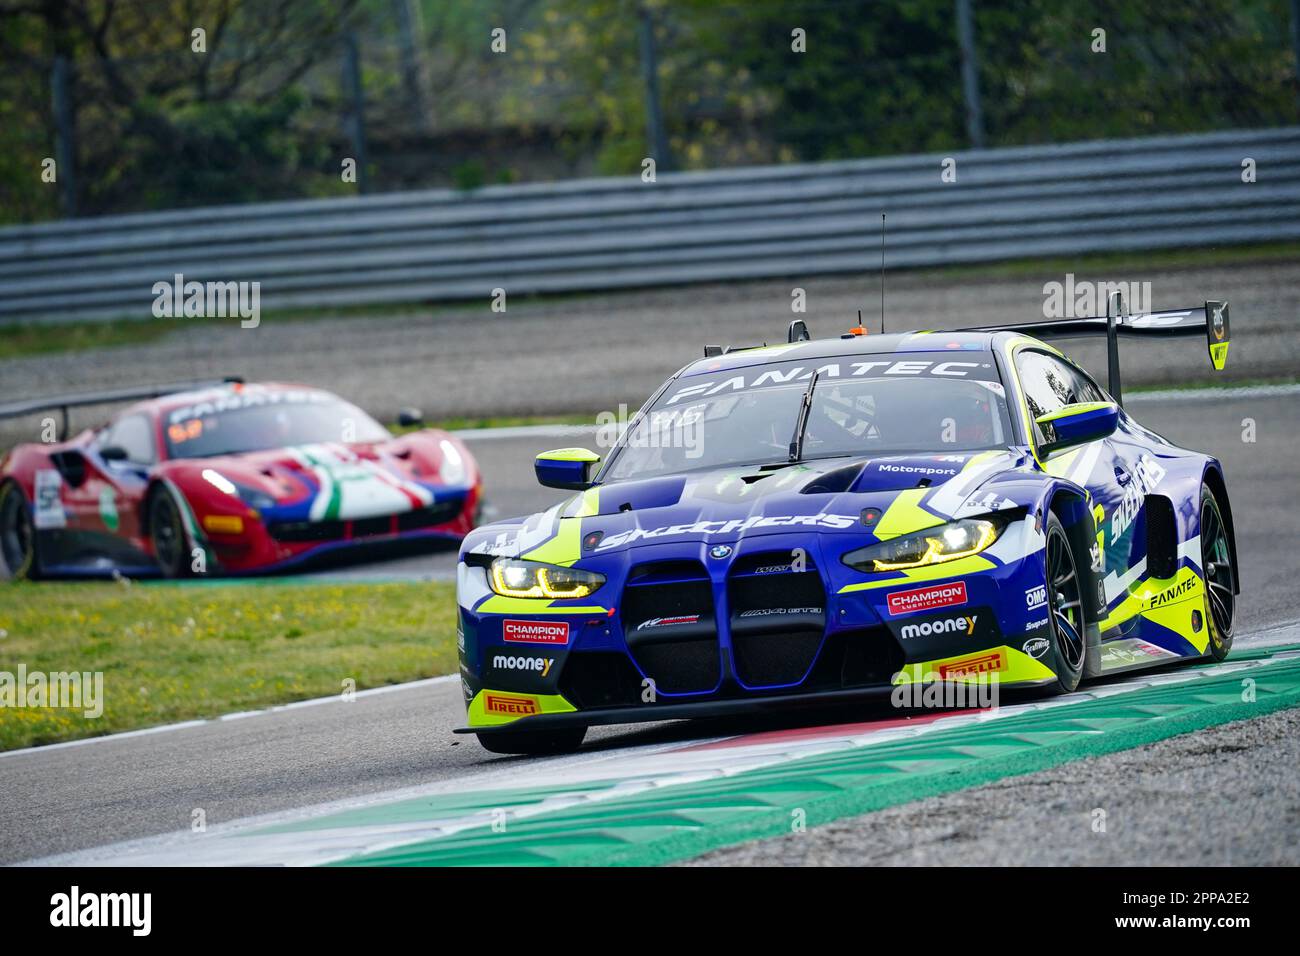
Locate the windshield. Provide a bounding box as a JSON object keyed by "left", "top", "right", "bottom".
{"left": 603, "top": 352, "right": 1014, "bottom": 481}
{"left": 161, "top": 389, "right": 390, "bottom": 458}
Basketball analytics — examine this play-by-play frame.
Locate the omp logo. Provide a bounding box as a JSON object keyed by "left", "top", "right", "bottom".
{"left": 939, "top": 651, "right": 1004, "bottom": 679}
{"left": 1025, "top": 586, "right": 1047, "bottom": 610}
{"left": 1148, "top": 576, "right": 1196, "bottom": 608}
{"left": 50, "top": 886, "right": 151, "bottom": 936}
{"left": 484, "top": 693, "right": 540, "bottom": 717}
{"left": 636, "top": 614, "right": 701, "bottom": 630}
{"left": 491, "top": 655, "right": 554, "bottom": 676}
{"left": 900, "top": 614, "right": 977, "bottom": 639}
{"left": 1111, "top": 454, "right": 1167, "bottom": 541}
{"left": 887, "top": 582, "right": 968, "bottom": 616}
{"left": 502, "top": 620, "right": 570, "bottom": 645}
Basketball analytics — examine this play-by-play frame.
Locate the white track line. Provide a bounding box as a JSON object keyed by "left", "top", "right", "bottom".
{"left": 0, "top": 675, "right": 457, "bottom": 760}
{"left": 1126, "top": 382, "right": 1300, "bottom": 402}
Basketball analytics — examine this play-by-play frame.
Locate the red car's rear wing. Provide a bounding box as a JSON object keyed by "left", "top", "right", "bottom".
{"left": 0, "top": 377, "right": 243, "bottom": 440}
{"left": 965, "top": 297, "right": 1230, "bottom": 406}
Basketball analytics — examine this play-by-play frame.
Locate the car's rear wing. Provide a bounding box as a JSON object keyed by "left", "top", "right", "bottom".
{"left": 0, "top": 377, "right": 243, "bottom": 441}
{"left": 966, "top": 296, "right": 1230, "bottom": 406}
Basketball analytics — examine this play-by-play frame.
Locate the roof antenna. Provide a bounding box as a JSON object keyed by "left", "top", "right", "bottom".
{"left": 879, "top": 212, "right": 886, "bottom": 335}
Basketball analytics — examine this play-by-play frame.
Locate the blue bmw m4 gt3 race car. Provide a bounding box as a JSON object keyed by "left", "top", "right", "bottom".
{"left": 455, "top": 301, "right": 1238, "bottom": 754}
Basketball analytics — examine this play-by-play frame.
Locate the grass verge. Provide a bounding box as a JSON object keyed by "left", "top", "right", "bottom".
{"left": 0, "top": 580, "right": 456, "bottom": 752}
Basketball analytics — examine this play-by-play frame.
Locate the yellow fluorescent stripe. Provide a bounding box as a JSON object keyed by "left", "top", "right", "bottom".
{"left": 466, "top": 690, "right": 577, "bottom": 728}
{"left": 893, "top": 645, "right": 1055, "bottom": 685}
{"left": 872, "top": 488, "right": 945, "bottom": 540}
{"left": 475, "top": 595, "right": 608, "bottom": 615}
{"left": 837, "top": 555, "right": 996, "bottom": 593}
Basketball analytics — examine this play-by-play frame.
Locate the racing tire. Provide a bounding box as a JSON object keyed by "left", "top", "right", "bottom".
{"left": 0, "top": 480, "right": 43, "bottom": 580}
{"left": 1200, "top": 484, "right": 1235, "bottom": 662}
{"left": 1043, "top": 511, "right": 1086, "bottom": 694}
{"left": 148, "top": 487, "right": 193, "bottom": 579}
{"left": 475, "top": 726, "right": 587, "bottom": 756}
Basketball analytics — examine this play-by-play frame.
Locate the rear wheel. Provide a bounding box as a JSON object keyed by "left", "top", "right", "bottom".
{"left": 475, "top": 726, "right": 587, "bottom": 756}
{"left": 1200, "top": 484, "right": 1235, "bottom": 661}
{"left": 0, "top": 481, "right": 42, "bottom": 580}
{"left": 1044, "top": 511, "right": 1085, "bottom": 693}
{"left": 148, "top": 488, "right": 191, "bottom": 578}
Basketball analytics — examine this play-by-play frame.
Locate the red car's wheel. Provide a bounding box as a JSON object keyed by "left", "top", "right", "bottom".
{"left": 148, "top": 488, "right": 192, "bottom": 579}
{"left": 0, "top": 480, "right": 42, "bottom": 580}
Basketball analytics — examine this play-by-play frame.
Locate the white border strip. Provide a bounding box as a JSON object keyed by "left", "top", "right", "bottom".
{"left": 1127, "top": 382, "right": 1300, "bottom": 403}
{"left": 0, "top": 675, "right": 457, "bottom": 760}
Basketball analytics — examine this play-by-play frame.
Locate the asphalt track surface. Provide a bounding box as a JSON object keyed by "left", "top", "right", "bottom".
{"left": 1, "top": 388, "right": 1297, "bottom": 865}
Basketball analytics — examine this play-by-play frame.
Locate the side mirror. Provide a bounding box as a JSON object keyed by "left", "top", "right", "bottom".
{"left": 397, "top": 407, "right": 424, "bottom": 428}
{"left": 99, "top": 444, "right": 130, "bottom": 462}
{"left": 535, "top": 447, "right": 600, "bottom": 490}
{"left": 1035, "top": 402, "right": 1119, "bottom": 459}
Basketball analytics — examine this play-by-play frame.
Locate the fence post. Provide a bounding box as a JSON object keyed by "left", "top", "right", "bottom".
{"left": 393, "top": 0, "right": 425, "bottom": 127}
{"left": 1292, "top": 0, "right": 1300, "bottom": 117}
{"left": 955, "top": 0, "right": 985, "bottom": 149}
{"left": 638, "top": 6, "right": 673, "bottom": 172}
{"left": 51, "top": 55, "right": 78, "bottom": 218}
{"left": 342, "top": 32, "right": 371, "bottom": 193}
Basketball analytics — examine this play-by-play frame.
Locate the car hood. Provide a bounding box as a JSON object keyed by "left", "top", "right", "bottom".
{"left": 467, "top": 449, "right": 1032, "bottom": 560}
{"left": 174, "top": 439, "right": 464, "bottom": 521}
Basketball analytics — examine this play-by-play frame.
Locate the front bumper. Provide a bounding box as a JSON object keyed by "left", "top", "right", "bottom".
{"left": 457, "top": 526, "right": 1059, "bottom": 733}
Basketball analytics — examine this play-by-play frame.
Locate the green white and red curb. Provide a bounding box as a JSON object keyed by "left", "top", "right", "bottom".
{"left": 25, "top": 625, "right": 1300, "bottom": 868}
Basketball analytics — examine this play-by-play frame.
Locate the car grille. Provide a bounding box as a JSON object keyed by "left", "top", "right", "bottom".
{"left": 621, "top": 560, "right": 721, "bottom": 694}
{"left": 727, "top": 552, "right": 828, "bottom": 688}
{"left": 267, "top": 500, "right": 461, "bottom": 542}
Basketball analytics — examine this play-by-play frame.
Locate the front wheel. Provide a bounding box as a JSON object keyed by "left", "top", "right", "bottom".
{"left": 1200, "top": 484, "right": 1236, "bottom": 661}
{"left": 0, "top": 480, "right": 42, "bottom": 580}
{"left": 475, "top": 726, "right": 587, "bottom": 756}
{"left": 1043, "top": 511, "right": 1086, "bottom": 694}
{"left": 148, "top": 488, "right": 192, "bottom": 579}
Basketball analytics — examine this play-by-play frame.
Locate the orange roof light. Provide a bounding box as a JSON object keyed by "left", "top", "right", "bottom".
{"left": 848, "top": 325, "right": 868, "bottom": 336}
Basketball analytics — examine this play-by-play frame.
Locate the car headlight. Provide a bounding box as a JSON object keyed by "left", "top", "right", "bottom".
{"left": 489, "top": 557, "right": 605, "bottom": 599}
{"left": 843, "top": 517, "right": 1004, "bottom": 572}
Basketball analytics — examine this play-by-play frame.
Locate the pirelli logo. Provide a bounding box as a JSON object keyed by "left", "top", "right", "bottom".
{"left": 938, "top": 652, "right": 1004, "bottom": 680}
{"left": 503, "top": 620, "right": 570, "bottom": 645}
{"left": 483, "top": 693, "right": 540, "bottom": 717}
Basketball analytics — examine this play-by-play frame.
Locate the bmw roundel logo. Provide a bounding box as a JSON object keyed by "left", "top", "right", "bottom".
{"left": 709, "top": 544, "right": 733, "bottom": 560}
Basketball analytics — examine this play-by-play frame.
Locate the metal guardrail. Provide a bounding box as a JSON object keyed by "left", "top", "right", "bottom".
{"left": 2, "top": 126, "right": 1298, "bottom": 324}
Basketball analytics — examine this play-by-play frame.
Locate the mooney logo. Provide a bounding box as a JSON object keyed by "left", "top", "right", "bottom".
{"left": 491, "top": 655, "right": 554, "bottom": 676}
{"left": 484, "top": 693, "right": 540, "bottom": 717}
{"left": 900, "top": 614, "right": 977, "bottom": 639}
{"left": 939, "top": 652, "right": 1004, "bottom": 679}
{"left": 502, "top": 620, "right": 570, "bottom": 645}
{"left": 887, "top": 582, "right": 968, "bottom": 616}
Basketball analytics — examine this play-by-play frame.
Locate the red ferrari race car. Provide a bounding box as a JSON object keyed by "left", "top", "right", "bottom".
{"left": 0, "top": 379, "right": 481, "bottom": 578}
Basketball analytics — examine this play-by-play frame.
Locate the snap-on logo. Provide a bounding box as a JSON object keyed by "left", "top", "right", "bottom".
{"left": 886, "top": 582, "right": 968, "bottom": 616}
{"left": 502, "top": 620, "right": 570, "bottom": 645}
{"left": 484, "top": 693, "right": 540, "bottom": 716}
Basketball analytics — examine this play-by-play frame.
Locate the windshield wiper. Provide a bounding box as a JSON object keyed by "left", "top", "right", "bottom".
{"left": 787, "top": 370, "right": 821, "bottom": 463}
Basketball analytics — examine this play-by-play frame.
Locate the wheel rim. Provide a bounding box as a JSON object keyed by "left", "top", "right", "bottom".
{"left": 151, "top": 494, "right": 183, "bottom": 570}
{"left": 1047, "top": 526, "right": 1085, "bottom": 670}
{"left": 0, "top": 487, "right": 33, "bottom": 572}
{"left": 1201, "top": 496, "right": 1235, "bottom": 643}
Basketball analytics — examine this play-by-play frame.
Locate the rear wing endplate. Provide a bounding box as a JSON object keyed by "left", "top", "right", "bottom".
{"left": 967, "top": 297, "right": 1229, "bottom": 405}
